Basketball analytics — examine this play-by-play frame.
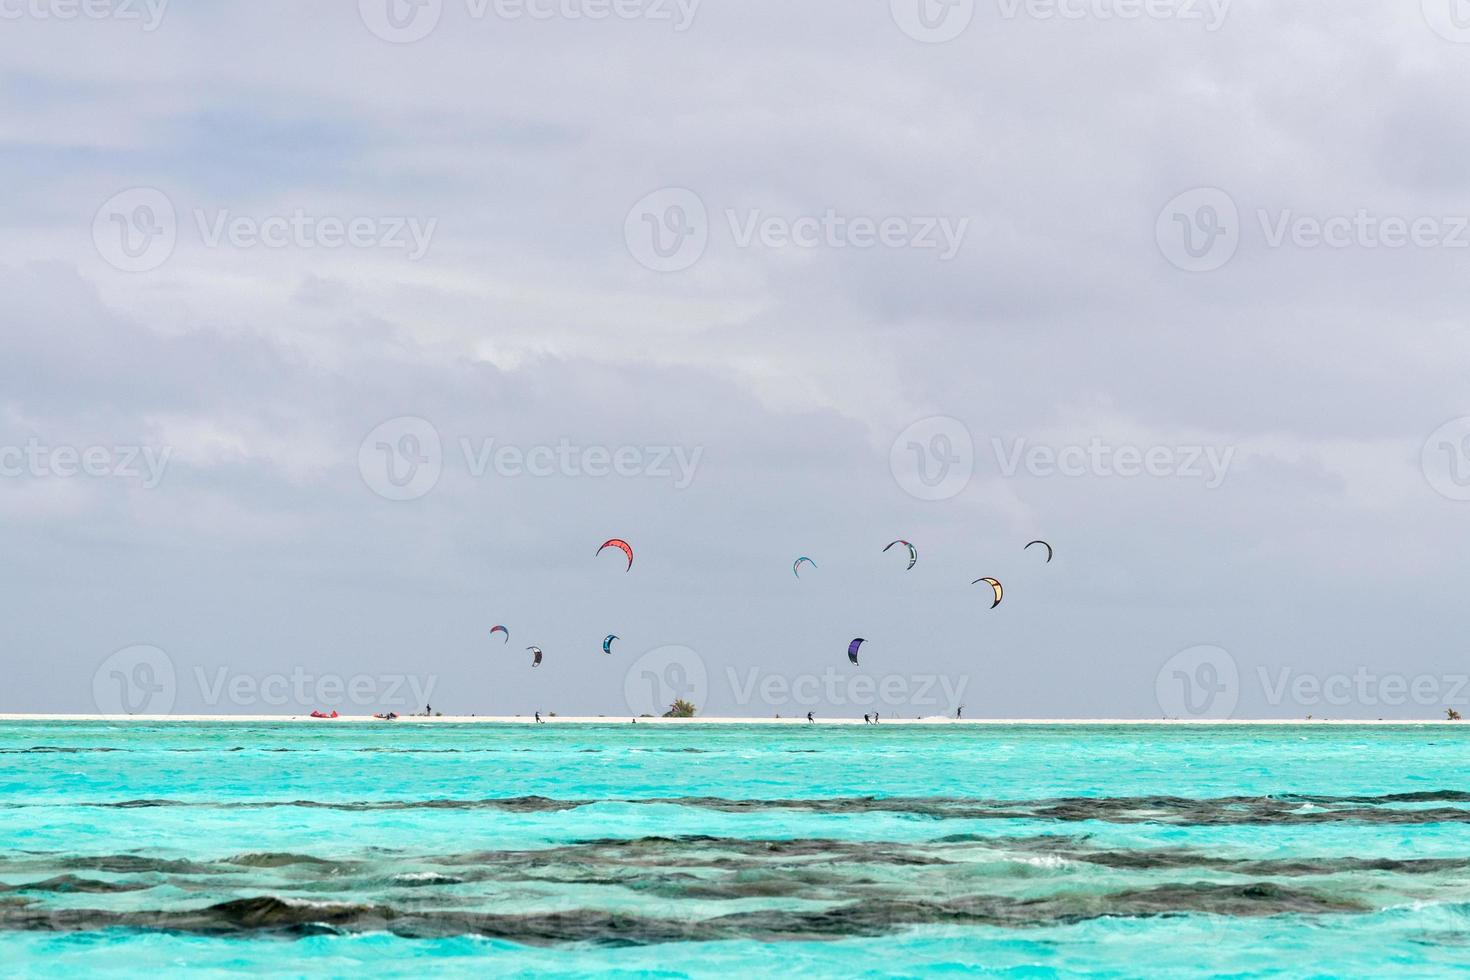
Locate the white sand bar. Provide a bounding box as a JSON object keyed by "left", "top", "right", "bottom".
{"left": 0, "top": 715, "right": 1462, "bottom": 725}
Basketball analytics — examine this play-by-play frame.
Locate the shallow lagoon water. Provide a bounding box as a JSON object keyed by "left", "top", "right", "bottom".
{"left": 2, "top": 721, "right": 1469, "bottom": 976}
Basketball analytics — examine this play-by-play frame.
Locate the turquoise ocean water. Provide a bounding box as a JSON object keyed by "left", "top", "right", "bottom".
{"left": 3, "top": 721, "right": 1470, "bottom": 976}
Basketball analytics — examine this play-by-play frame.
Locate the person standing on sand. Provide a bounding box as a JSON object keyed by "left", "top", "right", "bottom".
{"left": 957, "top": 705, "right": 964, "bottom": 720}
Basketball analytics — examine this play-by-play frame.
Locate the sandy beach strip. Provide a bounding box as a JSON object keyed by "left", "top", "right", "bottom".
{"left": 0, "top": 714, "right": 1461, "bottom": 725}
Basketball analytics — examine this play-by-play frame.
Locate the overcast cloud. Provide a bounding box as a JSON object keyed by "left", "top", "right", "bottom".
{"left": 3, "top": 0, "right": 1470, "bottom": 719}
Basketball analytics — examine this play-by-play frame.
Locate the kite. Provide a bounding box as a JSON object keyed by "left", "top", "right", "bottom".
{"left": 527, "top": 646, "right": 543, "bottom": 666}
{"left": 848, "top": 637, "right": 865, "bottom": 665}
{"left": 596, "top": 538, "right": 634, "bottom": 571}
{"left": 972, "top": 577, "right": 1003, "bottom": 608}
{"left": 793, "top": 556, "right": 817, "bottom": 578}
{"left": 883, "top": 539, "right": 918, "bottom": 570}
{"left": 490, "top": 625, "right": 509, "bottom": 642}
{"left": 603, "top": 634, "right": 618, "bottom": 655}
{"left": 1025, "top": 540, "right": 1053, "bottom": 563}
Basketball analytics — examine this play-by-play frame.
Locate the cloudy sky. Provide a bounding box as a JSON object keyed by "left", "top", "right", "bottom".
{"left": 4, "top": 0, "right": 1470, "bottom": 719}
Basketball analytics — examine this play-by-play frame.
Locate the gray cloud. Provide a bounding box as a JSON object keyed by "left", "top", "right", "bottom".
{"left": 1, "top": 0, "right": 1468, "bottom": 718}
